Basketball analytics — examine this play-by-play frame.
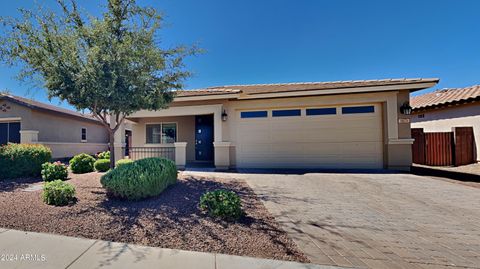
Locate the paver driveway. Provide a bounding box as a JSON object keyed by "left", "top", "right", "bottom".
{"left": 185, "top": 171, "right": 480, "bottom": 269}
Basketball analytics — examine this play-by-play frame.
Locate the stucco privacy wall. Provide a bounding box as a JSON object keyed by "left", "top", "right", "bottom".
{"left": 131, "top": 115, "right": 196, "bottom": 161}
{"left": 0, "top": 99, "right": 109, "bottom": 158}
{"left": 412, "top": 103, "right": 480, "bottom": 161}
{"left": 131, "top": 89, "right": 413, "bottom": 170}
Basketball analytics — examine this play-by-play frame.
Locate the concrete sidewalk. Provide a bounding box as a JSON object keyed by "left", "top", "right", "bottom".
{"left": 0, "top": 229, "right": 343, "bottom": 269}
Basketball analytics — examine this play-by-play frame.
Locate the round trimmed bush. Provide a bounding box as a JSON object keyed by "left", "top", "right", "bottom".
{"left": 115, "top": 158, "right": 133, "bottom": 168}
{"left": 94, "top": 159, "right": 110, "bottom": 172}
{"left": 200, "top": 189, "right": 243, "bottom": 221}
{"left": 42, "top": 180, "right": 76, "bottom": 206}
{"left": 101, "top": 157, "right": 177, "bottom": 200}
{"left": 69, "top": 153, "right": 95, "bottom": 174}
{"left": 96, "top": 151, "right": 110, "bottom": 160}
{"left": 41, "top": 161, "right": 68, "bottom": 182}
{"left": 0, "top": 143, "right": 52, "bottom": 179}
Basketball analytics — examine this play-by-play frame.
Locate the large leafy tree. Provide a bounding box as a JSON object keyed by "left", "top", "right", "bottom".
{"left": 0, "top": 0, "right": 195, "bottom": 167}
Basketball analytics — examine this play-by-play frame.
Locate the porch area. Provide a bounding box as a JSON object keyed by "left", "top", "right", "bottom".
{"left": 117, "top": 104, "right": 231, "bottom": 170}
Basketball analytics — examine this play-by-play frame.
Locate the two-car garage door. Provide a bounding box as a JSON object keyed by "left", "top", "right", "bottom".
{"left": 236, "top": 104, "right": 383, "bottom": 169}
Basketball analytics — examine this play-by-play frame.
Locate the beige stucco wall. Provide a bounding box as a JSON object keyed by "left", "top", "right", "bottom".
{"left": 0, "top": 100, "right": 32, "bottom": 128}
{"left": 130, "top": 115, "right": 196, "bottom": 161}
{"left": 130, "top": 89, "right": 413, "bottom": 170}
{"left": 30, "top": 109, "right": 108, "bottom": 143}
{"left": 412, "top": 103, "right": 480, "bottom": 161}
{"left": 0, "top": 99, "right": 109, "bottom": 158}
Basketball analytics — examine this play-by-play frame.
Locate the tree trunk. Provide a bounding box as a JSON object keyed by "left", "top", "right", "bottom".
{"left": 109, "top": 131, "right": 115, "bottom": 169}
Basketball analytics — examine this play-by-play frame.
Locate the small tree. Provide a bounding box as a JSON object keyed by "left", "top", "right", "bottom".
{"left": 0, "top": 0, "right": 196, "bottom": 168}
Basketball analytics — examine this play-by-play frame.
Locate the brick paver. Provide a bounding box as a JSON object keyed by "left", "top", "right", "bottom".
{"left": 240, "top": 172, "right": 480, "bottom": 269}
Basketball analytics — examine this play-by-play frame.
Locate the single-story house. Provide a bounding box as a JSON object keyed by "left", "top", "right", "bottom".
{"left": 411, "top": 85, "right": 480, "bottom": 162}
{"left": 118, "top": 78, "right": 439, "bottom": 171}
{"left": 0, "top": 94, "right": 110, "bottom": 158}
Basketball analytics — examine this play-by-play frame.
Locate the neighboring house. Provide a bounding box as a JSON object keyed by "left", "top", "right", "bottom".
{"left": 411, "top": 85, "right": 480, "bottom": 162}
{"left": 0, "top": 94, "right": 109, "bottom": 158}
{"left": 118, "top": 78, "right": 439, "bottom": 171}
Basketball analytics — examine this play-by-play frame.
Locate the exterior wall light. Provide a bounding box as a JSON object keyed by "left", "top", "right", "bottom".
{"left": 400, "top": 102, "right": 412, "bottom": 115}
{"left": 221, "top": 110, "right": 228, "bottom": 121}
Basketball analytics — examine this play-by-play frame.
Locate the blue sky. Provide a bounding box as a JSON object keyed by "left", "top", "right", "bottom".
{"left": 0, "top": 0, "right": 479, "bottom": 110}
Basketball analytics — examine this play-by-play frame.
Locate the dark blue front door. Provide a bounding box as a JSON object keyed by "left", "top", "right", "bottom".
{"left": 195, "top": 115, "right": 214, "bottom": 161}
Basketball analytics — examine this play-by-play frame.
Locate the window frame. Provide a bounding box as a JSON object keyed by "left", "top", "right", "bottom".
{"left": 306, "top": 107, "right": 337, "bottom": 116}
{"left": 272, "top": 109, "right": 301, "bottom": 117}
{"left": 145, "top": 122, "right": 178, "bottom": 145}
{"left": 240, "top": 111, "right": 268, "bottom": 119}
{"left": 81, "top": 127, "right": 87, "bottom": 142}
{"left": 341, "top": 105, "right": 375, "bottom": 114}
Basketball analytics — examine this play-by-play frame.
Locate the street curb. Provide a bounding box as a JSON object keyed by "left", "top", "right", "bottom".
{"left": 411, "top": 165, "right": 480, "bottom": 182}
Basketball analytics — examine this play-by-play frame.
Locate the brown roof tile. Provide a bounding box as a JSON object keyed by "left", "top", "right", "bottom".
{"left": 175, "top": 88, "right": 240, "bottom": 97}
{"left": 0, "top": 94, "right": 100, "bottom": 122}
{"left": 176, "top": 78, "right": 439, "bottom": 97}
{"left": 411, "top": 85, "right": 480, "bottom": 109}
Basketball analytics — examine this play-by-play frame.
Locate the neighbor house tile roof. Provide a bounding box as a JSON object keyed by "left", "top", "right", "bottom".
{"left": 411, "top": 85, "right": 480, "bottom": 109}
{"left": 176, "top": 78, "right": 439, "bottom": 97}
{"left": 0, "top": 94, "right": 99, "bottom": 122}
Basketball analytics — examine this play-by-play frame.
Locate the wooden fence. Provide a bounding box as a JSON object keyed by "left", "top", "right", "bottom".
{"left": 412, "top": 127, "right": 475, "bottom": 166}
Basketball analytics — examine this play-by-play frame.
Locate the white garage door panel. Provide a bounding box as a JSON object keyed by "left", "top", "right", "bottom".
{"left": 236, "top": 104, "right": 383, "bottom": 169}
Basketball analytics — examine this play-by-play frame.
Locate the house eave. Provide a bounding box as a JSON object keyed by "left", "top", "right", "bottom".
{"left": 236, "top": 82, "right": 438, "bottom": 100}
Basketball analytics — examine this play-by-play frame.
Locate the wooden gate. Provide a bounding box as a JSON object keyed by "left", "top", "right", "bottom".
{"left": 412, "top": 127, "right": 475, "bottom": 166}
{"left": 454, "top": 127, "right": 474, "bottom": 166}
{"left": 411, "top": 128, "right": 425, "bottom": 164}
{"left": 425, "top": 132, "right": 453, "bottom": 166}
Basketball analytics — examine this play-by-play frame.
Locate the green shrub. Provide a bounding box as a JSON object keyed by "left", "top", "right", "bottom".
{"left": 200, "top": 189, "right": 243, "bottom": 221}
{"left": 101, "top": 157, "right": 177, "bottom": 200}
{"left": 94, "top": 159, "right": 110, "bottom": 172}
{"left": 0, "top": 143, "right": 52, "bottom": 179}
{"left": 96, "top": 151, "right": 110, "bottom": 159}
{"left": 42, "top": 180, "right": 76, "bottom": 206}
{"left": 69, "top": 153, "right": 95, "bottom": 174}
{"left": 41, "top": 161, "right": 68, "bottom": 182}
{"left": 115, "top": 158, "right": 133, "bottom": 168}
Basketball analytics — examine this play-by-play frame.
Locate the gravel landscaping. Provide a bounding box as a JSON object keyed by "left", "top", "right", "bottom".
{"left": 0, "top": 172, "right": 308, "bottom": 263}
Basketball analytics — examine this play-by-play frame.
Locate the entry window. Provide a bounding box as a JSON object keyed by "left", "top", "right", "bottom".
{"left": 272, "top": 109, "right": 301, "bottom": 117}
{"left": 81, "top": 128, "right": 87, "bottom": 142}
{"left": 241, "top": 111, "right": 267, "bottom": 118}
{"left": 161, "top": 123, "right": 177, "bottom": 143}
{"left": 0, "top": 122, "right": 20, "bottom": 145}
{"left": 146, "top": 123, "right": 177, "bottom": 144}
{"left": 342, "top": 105, "right": 375, "bottom": 114}
{"left": 306, "top": 108, "right": 336, "bottom": 116}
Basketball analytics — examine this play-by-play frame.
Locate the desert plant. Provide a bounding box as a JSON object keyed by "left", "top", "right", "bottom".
{"left": 0, "top": 143, "right": 52, "bottom": 179}
{"left": 69, "top": 153, "right": 95, "bottom": 174}
{"left": 100, "top": 157, "right": 177, "bottom": 200}
{"left": 42, "top": 180, "right": 76, "bottom": 206}
{"left": 115, "top": 158, "right": 133, "bottom": 168}
{"left": 94, "top": 159, "right": 110, "bottom": 172}
{"left": 200, "top": 189, "right": 243, "bottom": 221}
{"left": 41, "top": 161, "right": 68, "bottom": 182}
{"left": 96, "top": 151, "right": 110, "bottom": 160}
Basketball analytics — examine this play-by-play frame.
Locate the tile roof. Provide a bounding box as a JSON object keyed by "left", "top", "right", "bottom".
{"left": 411, "top": 85, "right": 480, "bottom": 109}
{"left": 175, "top": 88, "right": 240, "bottom": 97}
{"left": 176, "top": 78, "right": 439, "bottom": 97}
{"left": 0, "top": 94, "right": 100, "bottom": 122}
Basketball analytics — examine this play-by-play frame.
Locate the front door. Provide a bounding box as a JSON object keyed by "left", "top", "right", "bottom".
{"left": 195, "top": 115, "right": 214, "bottom": 161}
